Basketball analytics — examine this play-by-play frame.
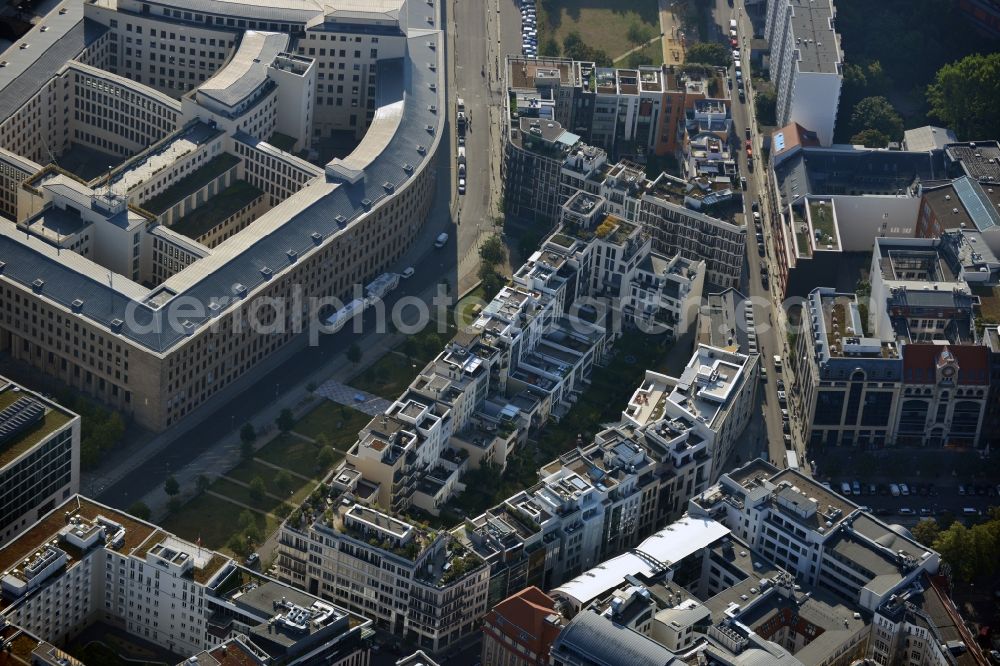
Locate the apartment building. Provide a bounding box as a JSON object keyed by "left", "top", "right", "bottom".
{"left": 0, "top": 0, "right": 445, "bottom": 431}
{"left": 0, "top": 495, "right": 372, "bottom": 664}
{"left": 764, "top": 0, "right": 843, "bottom": 146}
{"left": 690, "top": 460, "right": 939, "bottom": 612}
{"left": 624, "top": 344, "right": 758, "bottom": 479}
{"left": 558, "top": 150, "right": 747, "bottom": 288}
{"left": 481, "top": 586, "right": 563, "bottom": 666}
{"left": 0, "top": 379, "right": 80, "bottom": 546}
{"left": 276, "top": 500, "right": 489, "bottom": 654}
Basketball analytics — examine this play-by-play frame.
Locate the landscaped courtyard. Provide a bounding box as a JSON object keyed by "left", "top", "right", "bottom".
{"left": 536, "top": 0, "right": 661, "bottom": 61}
{"left": 162, "top": 401, "right": 366, "bottom": 555}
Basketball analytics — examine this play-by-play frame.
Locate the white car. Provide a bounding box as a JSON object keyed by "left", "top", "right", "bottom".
{"left": 900, "top": 483, "right": 910, "bottom": 495}
{"left": 401, "top": 267, "right": 415, "bottom": 279}
{"left": 732, "top": 50, "right": 740, "bottom": 61}
{"left": 458, "top": 177, "right": 466, "bottom": 194}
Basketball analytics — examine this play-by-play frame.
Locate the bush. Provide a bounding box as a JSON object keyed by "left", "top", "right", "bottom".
{"left": 128, "top": 501, "right": 151, "bottom": 521}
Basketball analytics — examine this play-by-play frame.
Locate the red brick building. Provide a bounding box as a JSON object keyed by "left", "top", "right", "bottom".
{"left": 481, "top": 587, "right": 564, "bottom": 666}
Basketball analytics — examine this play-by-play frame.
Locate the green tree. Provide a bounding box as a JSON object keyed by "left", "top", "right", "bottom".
{"left": 240, "top": 423, "right": 257, "bottom": 445}
{"left": 128, "top": 501, "right": 151, "bottom": 521}
{"left": 540, "top": 36, "right": 560, "bottom": 57}
{"left": 196, "top": 474, "right": 210, "bottom": 493}
{"left": 935, "top": 521, "right": 973, "bottom": 581}
{"left": 754, "top": 88, "right": 777, "bottom": 126}
{"left": 164, "top": 475, "right": 180, "bottom": 497}
{"left": 850, "top": 128, "right": 890, "bottom": 148}
{"left": 626, "top": 50, "right": 655, "bottom": 69}
{"left": 912, "top": 518, "right": 940, "bottom": 547}
{"left": 478, "top": 264, "right": 505, "bottom": 300}
{"left": 479, "top": 234, "right": 507, "bottom": 266}
{"left": 850, "top": 96, "right": 904, "bottom": 142}
{"left": 317, "top": 446, "right": 337, "bottom": 470}
{"left": 346, "top": 343, "right": 362, "bottom": 364}
{"left": 227, "top": 533, "right": 250, "bottom": 557}
{"left": 420, "top": 332, "right": 442, "bottom": 359}
{"left": 927, "top": 52, "right": 1000, "bottom": 140}
{"left": 627, "top": 21, "right": 652, "bottom": 46}
{"left": 685, "top": 42, "right": 731, "bottom": 67}
{"left": 276, "top": 408, "right": 295, "bottom": 433}
{"left": 562, "top": 31, "right": 587, "bottom": 60}
{"left": 275, "top": 470, "right": 293, "bottom": 494}
{"left": 402, "top": 337, "right": 419, "bottom": 361}
{"left": 249, "top": 476, "right": 267, "bottom": 503}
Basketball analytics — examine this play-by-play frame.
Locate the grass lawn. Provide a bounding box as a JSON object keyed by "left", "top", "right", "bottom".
{"left": 210, "top": 478, "right": 292, "bottom": 516}
{"left": 255, "top": 433, "right": 323, "bottom": 477}
{"left": 616, "top": 39, "right": 664, "bottom": 67}
{"left": 169, "top": 180, "right": 262, "bottom": 240}
{"left": 351, "top": 351, "right": 425, "bottom": 400}
{"left": 226, "top": 458, "right": 291, "bottom": 485}
{"left": 455, "top": 286, "right": 486, "bottom": 329}
{"left": 292, "top": 402, "right": 370, "bottom": 449}
{"left": 538, "top": 0, "right": 660, "bottom": 59}
{"left": 161, "top": 492, "right": 278, "bottom": 551}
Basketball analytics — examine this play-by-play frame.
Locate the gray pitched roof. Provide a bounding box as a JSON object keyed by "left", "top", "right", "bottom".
{"left": 551, "top": 611, "right": 680, "bottom": 666}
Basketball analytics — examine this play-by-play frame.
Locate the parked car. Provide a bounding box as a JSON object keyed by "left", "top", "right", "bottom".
{"left": 900, "top": 483, "right": 910, "bottom": 496}
{"left": 434, "top": 232, "right": 449, "bottom": 248}
{"left": 776, "top": 379, "right": 785, "bottom": 390}
{"left": 919, "top": 508, "right": 932, "bottom": 516}
{"left": 890, "top": 483, "right": 901, "bottom": 496}
{"left": 868, "top": 483, "right": 877, "bottom": 495}
{"left": 958, "top": 484, "right": 967, "bottom": 495}
{"left": 780, "top": 408, "right": 789, "bottom": 419}
{"left": 852, "top": 480, "right": 861, "bottom": 495}
{"left": 745, "top": 126, "right": 752, "bottom": 139}
{"left": 740, "top": 176, "right": 748, "bottom": 190}
{"left": 777, "top": 390, "right": 787, "bottom": 404}
{"left": 898, "top": 508, "right": 915, "bottom": 516}
{"left": 841, "top": 482, "right": 852, "bottom": 495}
{"left": 458, "top": 177, "right": 466, "bottom": 194}
{"left": 757, "top": 242, "right": 765, "bottom": 256}
{"left": 401, "top": 267, "right": 415, "bottom": 279}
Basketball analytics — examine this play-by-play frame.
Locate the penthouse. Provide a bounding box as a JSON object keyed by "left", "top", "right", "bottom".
{"left": 0, "top": 0, "right": 445, "bottom": 431}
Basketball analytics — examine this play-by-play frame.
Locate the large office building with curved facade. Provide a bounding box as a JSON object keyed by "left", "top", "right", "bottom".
{"left": 0, "top": 0, "right": 445, "bottom": 430}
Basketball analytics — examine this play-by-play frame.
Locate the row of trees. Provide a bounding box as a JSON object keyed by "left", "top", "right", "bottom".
{"left": 912, "top": 508, "right": 1000, "bottom": 582}
{"left": 478, "top": 234, "right": 507, "bottom": 301}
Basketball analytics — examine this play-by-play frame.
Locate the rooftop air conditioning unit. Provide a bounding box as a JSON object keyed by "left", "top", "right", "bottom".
{"left": 311, "top": 232, "right": 323, "bottom": 245}
{"left": 232, "top": 283, "right": 247, "bottom": 298}
{"left": 334, "top": 215, "right": 348, "bottom": 226}
{"left": 110, "top": 319, "right": 124, "bottom": 333}
{"left": 71, "top": 299, "right": 83, "bottom": 313}
{"left": 260, "top": 267, "right": 273, "bottom": 279}
{"left": 402, "top": 163, "right": 415, "bottom": 174}
{"left": 416, "top": 145, "right": 427, "bottom": 154}
{"left": 286, "top": 249, "right": 298, "bottom": 262}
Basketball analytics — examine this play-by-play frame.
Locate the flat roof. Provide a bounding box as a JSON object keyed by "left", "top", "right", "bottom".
{"left": 787, "top": 0, "right": 840, "bottom": 74}
{"left": 0, "top": 381, "right": 75, "bottom": 468}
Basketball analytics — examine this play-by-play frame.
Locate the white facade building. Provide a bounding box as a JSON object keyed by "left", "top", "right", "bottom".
{"left": 765, "top": 0, "right": 843, "bottom": 146}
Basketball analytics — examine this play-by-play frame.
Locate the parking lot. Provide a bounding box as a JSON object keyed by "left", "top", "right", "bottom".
{"left": 811, "top": 448, "right": 1000, "bottom": 527}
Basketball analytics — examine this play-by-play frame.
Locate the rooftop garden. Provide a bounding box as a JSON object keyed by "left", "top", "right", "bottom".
{"left": 143, "top": 153, "right": 241, "bottom": 215}
{"left": 267, "top": 132, "right": 297, "bottom": 153}
{"left": 809, "top": 200, "right": 838, "bottom": 250}
{"left": 169, "top": 180, "right": 262, "bottom": 240}
{"left": 0, "top": 392, "right": 73, "bottom": 467}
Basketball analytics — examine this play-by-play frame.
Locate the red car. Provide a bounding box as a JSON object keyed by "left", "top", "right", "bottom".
{"left": 731, "top": 38, "right": 738, "bottom": 48}
{"left": 745, "top": 139, "right": 751, "bottom": 149}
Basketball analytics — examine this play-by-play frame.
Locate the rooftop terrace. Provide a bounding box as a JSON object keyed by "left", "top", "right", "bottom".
{"left": 0, "top": 383, "right": 74, "bottom": 468}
